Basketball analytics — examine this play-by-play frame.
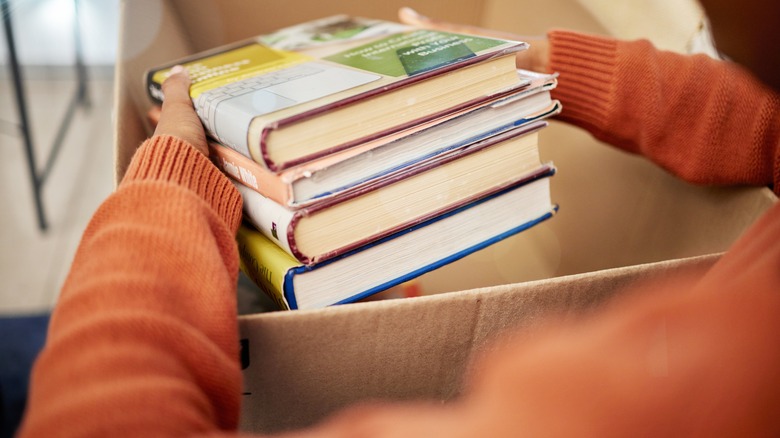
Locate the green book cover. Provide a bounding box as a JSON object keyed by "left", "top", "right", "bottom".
{"left": 325, "top": 30, "right": 505, "bottom": 77}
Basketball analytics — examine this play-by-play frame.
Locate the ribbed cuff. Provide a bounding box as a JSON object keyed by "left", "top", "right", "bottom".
{"left": 121, "top": 135, "right": 243, "bottom": 233}
{"left": 548, "top": 30, "right": 619, "bottom": 131}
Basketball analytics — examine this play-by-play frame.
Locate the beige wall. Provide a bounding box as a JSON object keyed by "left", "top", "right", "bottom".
{"left": 168, "top": 0, "right": 488, "bottom": 52}
{"left": 166, "top": 0, "right": 704, "bottom": 52}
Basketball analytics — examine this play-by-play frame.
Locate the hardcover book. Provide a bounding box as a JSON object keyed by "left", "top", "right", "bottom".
{"left": 237, "top": 125, "right": 550, "bottom": 265}
{"left": 212, "top": 71, "right": 560, "bottom": 208}
{"left": 238, "top": 172, "right": 556, "bottom": 310}
{"left": 145, "top": 15, "right": 528, "bottom": 171}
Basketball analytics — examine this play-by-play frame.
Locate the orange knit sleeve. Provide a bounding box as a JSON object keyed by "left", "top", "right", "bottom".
{"left": 18, "top": 136, "right": 244, "bottom": 437}
{"left": 548, "top": 30, "right": 780, "bottom": 195}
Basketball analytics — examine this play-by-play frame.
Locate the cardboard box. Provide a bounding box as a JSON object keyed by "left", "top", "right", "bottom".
{"left": 115, "top": 1, "right": 776, "bottom": 433}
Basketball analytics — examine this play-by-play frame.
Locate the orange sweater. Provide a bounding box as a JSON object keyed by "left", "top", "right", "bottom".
{"left": 548, "top": 31, "right": 780, "bottom": 191}
{"left": 19, "top": 31, "right": 780, "bottom": 436}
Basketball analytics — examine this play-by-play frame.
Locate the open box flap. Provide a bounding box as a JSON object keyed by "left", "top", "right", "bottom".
{"left": 238, "top": 253, "right": 717, "bottom": 433}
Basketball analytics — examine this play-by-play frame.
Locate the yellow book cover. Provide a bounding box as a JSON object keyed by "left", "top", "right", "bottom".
{"left": 237, "top": 224, "right": 298, "bottom": 311}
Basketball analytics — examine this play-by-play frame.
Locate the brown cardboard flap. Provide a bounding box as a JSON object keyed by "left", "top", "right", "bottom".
{"left": 238, "top": 254, "right": 716, "bottom": 433}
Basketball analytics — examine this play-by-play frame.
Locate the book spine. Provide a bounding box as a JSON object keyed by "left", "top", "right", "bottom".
{"left": 209, "top": 142, "right": 294, "bottom": 207}
{"left": 233, "top": 183, "right": 299, "bottom": 259}
{"left": 237, "top": 225, "right": 301, "bottom": 310}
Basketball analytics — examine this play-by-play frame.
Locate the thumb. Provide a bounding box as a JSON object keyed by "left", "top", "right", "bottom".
{"left": 153, "top": 66, "right": 209, "bottom": 155}
{"left": 160, "top": 65, "right": 192, "bottom": 105}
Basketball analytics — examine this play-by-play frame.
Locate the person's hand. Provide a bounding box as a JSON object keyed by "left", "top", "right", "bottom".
{"left": 398, "top": 7, "right": 550, "bottom": 73}
{"left": 152, "top": 65, "right": 209, "bottom": 156}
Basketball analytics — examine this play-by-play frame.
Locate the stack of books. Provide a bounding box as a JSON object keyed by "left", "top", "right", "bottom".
{"left": 146, "top": 16, "right": 561, "bottom": 310}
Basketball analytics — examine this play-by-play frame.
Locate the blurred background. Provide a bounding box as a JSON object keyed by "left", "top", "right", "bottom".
{"left": 0, "top": 0, "right": 118, "bottom": 315}
{"left": 1, "top": 1, "right": 118, "bottom": 436}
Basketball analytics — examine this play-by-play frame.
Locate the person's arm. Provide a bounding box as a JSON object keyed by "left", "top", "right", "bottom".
{"left": 549, "top": 30, "right": 780, "bottom": 194}
{"left": 398, "top": 8, "right": 780, "bottom": 194}
{"left": 18, "top": 71, "right": 244, "bottom": 437}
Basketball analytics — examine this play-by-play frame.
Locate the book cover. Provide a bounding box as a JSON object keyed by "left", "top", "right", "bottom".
{"left": 237, "top": 170, "right": 556, "bottom": 310}
{"left": 238, "top": 226, "right": 298, "bottom": 310}
{"left": 213, "top": 71, "right": 560, "bottom": 207}
{"left": 237, "top": 125, "right": 549, "bottom": 264}
{"left": 146, "top": 15, "right": 528, "bottom": 171}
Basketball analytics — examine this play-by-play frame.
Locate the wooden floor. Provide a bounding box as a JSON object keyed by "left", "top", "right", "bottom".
{"left": 0, "top": 70, "right": 114, "bottom": 315}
